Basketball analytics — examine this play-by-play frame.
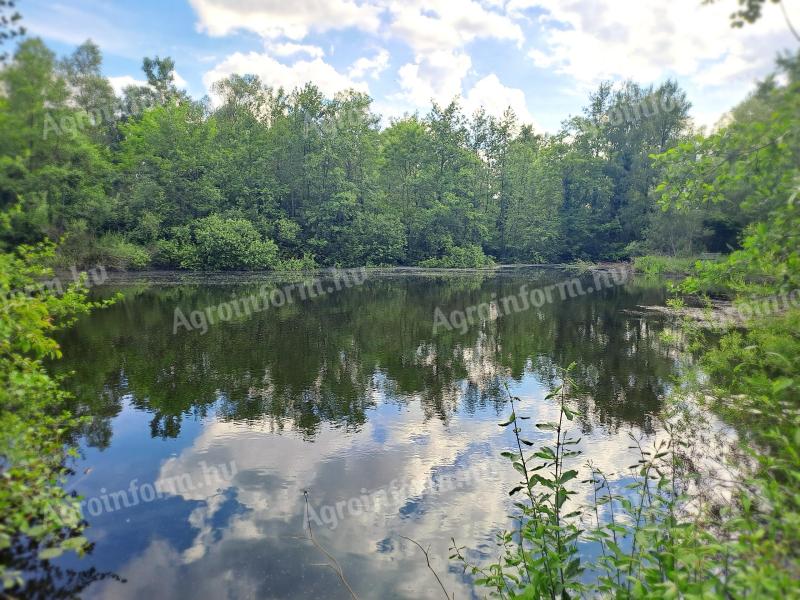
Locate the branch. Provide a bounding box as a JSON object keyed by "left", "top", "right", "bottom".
{"left": 780, "top": 0, "right": 800, "bottom": 43}
{"left": 400, "top": 536, "right": 453, "bottom": 600}
{"left": 302, "top": 490, "right": 360, "bottom": 600}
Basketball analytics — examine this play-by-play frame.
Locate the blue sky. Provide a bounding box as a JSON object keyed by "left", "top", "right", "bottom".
{"left": 21, "top": 0, "right": 800, "bottom": 131}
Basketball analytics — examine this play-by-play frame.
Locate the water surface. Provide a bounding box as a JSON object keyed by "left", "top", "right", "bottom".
{"left": 50, "top": 268, "right": 677, "bottom": 599}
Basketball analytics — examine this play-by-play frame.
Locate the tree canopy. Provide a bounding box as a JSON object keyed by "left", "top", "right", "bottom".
{"left": 0, "top": 36, "right": 739, "bottom": 271}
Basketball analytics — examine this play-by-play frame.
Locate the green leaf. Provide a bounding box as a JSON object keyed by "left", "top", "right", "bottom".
{"left": 559, "top": 469, "right": 579, "bottom": 485}
{"left": 509, "top": 485, "right": 524, "bottom": 496}
{"left": 498, "top": 412, "right": 516, "bottom": 427}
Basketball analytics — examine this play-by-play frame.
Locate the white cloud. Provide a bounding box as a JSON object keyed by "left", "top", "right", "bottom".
{"left": 187, "top": 0, "right": 532, "bottom": 119}
{"left": 108, "top": 75, "right": 148, "bottom": 96}
{"left": 349, "top": 49, "right": 390, "bottom": 80}
{"left": 396, "top": 50, "right": 472, "bottom": 106}
{"left": 516, "top": 0, "right": 798, "bottom": 88}
{"left": 387, "top": 0, "right": 526, "bottom": 114}
{"left": 186, "top": 0, "right": 797, "bottom": 128}
{"left": 463, "top": 73, "right": 538, "bottom": 127}
{"left": 203, "top": 51, "right": 369, "bottom": 101}
{"left": 173, "top": 71, "right": 189, "bottom": 90}
{"left": 188, "top": 0, "right": 383, "bottom": 40}
{"left": 387, "top": 0, "right": 524, "bottom": 54}
{"left": 267, "top": 42, "right": 326, "bottom": 59}
{"left": 393, "top": 57, "right": 541, "bottom": 128}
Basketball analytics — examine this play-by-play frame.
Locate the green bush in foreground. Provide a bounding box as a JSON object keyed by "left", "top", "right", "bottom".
{"left": 0, "top": 240, "right": 112, "bottom": 590}
{"left": 451, "top": 366, "right": 706, "bottom": 598}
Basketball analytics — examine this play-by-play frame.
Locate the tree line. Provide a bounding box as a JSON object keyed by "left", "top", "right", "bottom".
{"left": 0, "top": 36, "right": 756, "bottom": 270}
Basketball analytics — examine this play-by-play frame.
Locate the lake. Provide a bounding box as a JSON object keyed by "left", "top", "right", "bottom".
{"left": 48, "top": 268, "right": 677, "bottom": 599}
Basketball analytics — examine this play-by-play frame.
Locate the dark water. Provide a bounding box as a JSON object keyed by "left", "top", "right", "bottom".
{"left": 48, "top": 268, "right": 677, "bottom": 599}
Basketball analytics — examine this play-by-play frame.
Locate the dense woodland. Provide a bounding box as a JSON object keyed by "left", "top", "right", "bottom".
{"left": 0, "top": 37, "right": 766, "bottom": 270}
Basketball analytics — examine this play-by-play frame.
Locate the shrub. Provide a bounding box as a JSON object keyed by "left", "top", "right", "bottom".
{"left": 152, "top": 238, "right": 188, "bottom": 269}
{"left": 277, "top": 253, "right": 318, "bottom": 272}
{"left": 354, "top": 211, "right": 407, "bottom": 266}
{"left": 418, "top": 243, "right": 494, "bottom": 269}
{"left": 0, "top": 241, "right": 114, "bottom": 590}
{"left": 95, "top": 233, "right": 150, "bottom": 270}
{"left": 188, "top": 215, "right": 279, "bottom": 270}
{"left": 54, "top": 223, "right": 150, "bottom": 271}
{"left": 633, "top": 254, "right": 697, "bottom": 277}
{"left": 151, "top": 225, "right": 194, "bottom": 269}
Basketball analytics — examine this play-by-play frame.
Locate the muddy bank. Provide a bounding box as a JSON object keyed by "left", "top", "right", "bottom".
{"left": 627, "top": 300, "right": 745, "bottom": 328}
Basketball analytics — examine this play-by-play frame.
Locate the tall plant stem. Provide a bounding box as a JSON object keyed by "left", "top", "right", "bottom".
{"left": 506, "top": 390, "right": 539, "bottom": 591}
{"left": 506, "top": 385, "right": 556, "bottom": 600}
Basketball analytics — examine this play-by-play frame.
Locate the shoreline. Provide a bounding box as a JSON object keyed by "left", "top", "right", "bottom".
{"left": 54, "top": 261, "right": 635, "bottom": 284}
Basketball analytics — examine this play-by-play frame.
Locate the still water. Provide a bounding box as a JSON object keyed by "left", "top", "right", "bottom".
{"left": 50, "top": 268, "right": 677, "bottom": 599}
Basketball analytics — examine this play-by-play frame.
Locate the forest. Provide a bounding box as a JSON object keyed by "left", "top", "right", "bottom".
{"left": 0, "top": 35, "right": 766, "bottom": 271}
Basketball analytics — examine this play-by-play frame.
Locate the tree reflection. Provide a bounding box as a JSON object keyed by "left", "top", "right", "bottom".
{"left": 2, "top": 528, "right": 124, "bottom": 599}
{"left": 54, "top": 271, "right": 675, "bottom": 446}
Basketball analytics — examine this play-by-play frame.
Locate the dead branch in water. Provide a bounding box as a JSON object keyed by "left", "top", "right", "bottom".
{"left": 302, "top": 490, "right": 360, "bottom": 600}
{"left": 400, "top": 535, "right": 454, "bottom": 600}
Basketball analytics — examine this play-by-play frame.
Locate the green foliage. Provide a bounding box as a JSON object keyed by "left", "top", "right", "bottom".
{"left": 453, "top": 366, "right": 718, "bottom": 598}
{"left": 151, "top": 225, "right": 194, "bottom": 269}
{"left": 0, "top": 36, "right": 708, "bottom": 271}
{"left": 702, "top": 311, "right": 800, "bottom": 576}
{"left": 455, "top": 349, "right": 800, "bottom": 597}
{"left": 638, "top": 47, "right": 800, "bottom": 598}
{"left": 633, "top": 254, "right": 699, "bottom": 277}
{"left": 653, "top": 52, "right": 800, "bottom": 296}
{"left": 277, "top": 252, "right": 318, "bottom": 272}
{"left": 452, "top": 365, "right": 585, "bottom": 598}
{"left": 0, "top": 1, "right": 24, "bottom": 64}
{"left": 50, "top": 222, "right": 150, "bottom": 271}
{"left": 94, "top": 233, "right": 150, "bottom": 271}
{"left": 187, "top": 215, "right": 279, "bottom": 270}
{"left": 418, "top": 243, "right": 494, "bottom": 269}
{"left": 0, "top": 240, "right": 112, "bottom": 590}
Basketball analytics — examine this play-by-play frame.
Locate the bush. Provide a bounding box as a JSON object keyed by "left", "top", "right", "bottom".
{"left": 354, "top": 211, "right": 407, "bottom": 266}
{"left": 151, "top": 225, "right": 194, "bottom": 269}
{"left": 188, "top": 215, "right": 279, "bottom": 270}
{"left": 418, "top": 243, "right": 494, "bottom": 269}
{"left": 54, "top": 223, "right": 150, "bottom": 271}
{"left": 0, "top": 241, "right": 113, "bottom": 589}
{"left": 454, "top": 348, "right": 800, "bottom": 598}
{"left": 95, "top": 233, "right": 150, "bottom": 270}
{"left": 277, "top": 253, "right": 318, "bottom": 272}
{"left": 633, "top": 254, "right": 697, "bottom": 277}
{"left": 152, "top": 238, "right": 188, "bottom": 269}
